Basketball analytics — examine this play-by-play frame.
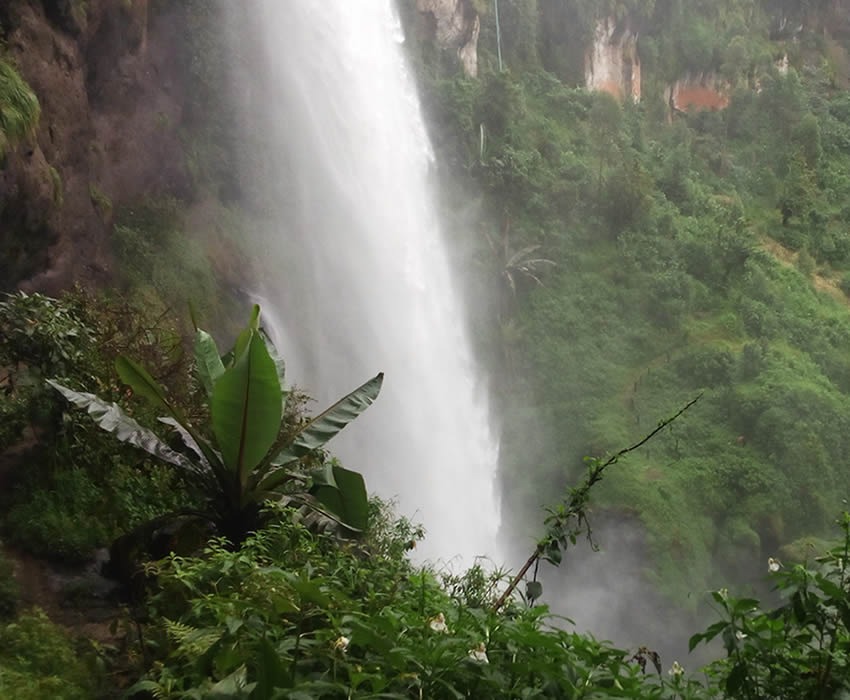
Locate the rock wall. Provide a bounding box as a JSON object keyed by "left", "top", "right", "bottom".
{"left": 584, "top": 17, "right": 641, "bottom": 103}
{"left": 415, "top": 0, "right": 480, "bottom": 77}
{"left": 0, "top": 0, "right": 191, "bottom": 292}
{"left": 665, "top": 73, "right": 730, "bottom": 114}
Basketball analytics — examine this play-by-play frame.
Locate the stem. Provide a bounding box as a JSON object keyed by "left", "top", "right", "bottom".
{"left": 290, "top": 611, "right": 304, "bottom": 686}
{"left": 493, "top": 394, "right": 702, "bottom": 611}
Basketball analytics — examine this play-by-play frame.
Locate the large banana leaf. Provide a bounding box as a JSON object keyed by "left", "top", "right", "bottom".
{"left": 259, "top": 327, "right": 287, "bottom": 400}
{"left": 157, "top": 417, "right": 215, "bottom": 470}
{"left": 116, "top": 356, "right": 183, "bottom": 420}
{"left": 193, "top": 329, "right": 225, "bottom": 398}
{"left": 309, "top": 464, "right": 369, "bottom": 532}
{"left": 47, "top": 380, "right": 204, "bottom": 477}
{"left": 116, "top": 354, "right": 223, "bottom": 476}
{"left": 270, "top": 372, "right": 384, "bottom": 469}
{"left": 211, "top": 330, "right": 282, "bottom": 486}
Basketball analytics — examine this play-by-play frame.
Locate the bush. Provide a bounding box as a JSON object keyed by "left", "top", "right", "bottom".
{"left": 0, "top": 609, "right": 98, "bottom": 700}
{"left": 6, "top": 467, "right": 111, "bottom": 564}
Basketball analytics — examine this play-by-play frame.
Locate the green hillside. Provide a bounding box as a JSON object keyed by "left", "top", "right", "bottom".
{"left": 407, "top": 0, "right": 850, "bottom": 600}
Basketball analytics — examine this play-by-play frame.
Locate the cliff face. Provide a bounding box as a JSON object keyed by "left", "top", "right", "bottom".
{"left": 415, "top": 0, "right": 480, "bottom": 77}
{"left": 584, "top": 17, "right": 640, "bottom": 103}
{"left": 0, "top": 0, "right": 192, "bottom": 292}
{"left": 665, "top": 73, "right": 730, "bottom": 115}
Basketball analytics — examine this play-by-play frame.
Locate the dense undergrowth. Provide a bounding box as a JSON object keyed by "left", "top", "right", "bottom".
{"left": 1, "top": 292, "right": 849, "bottom": 698}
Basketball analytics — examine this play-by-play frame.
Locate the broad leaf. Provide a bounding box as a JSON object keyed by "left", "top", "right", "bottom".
{"left": 211, "top": 330, "right": 282, "bottom": 485}
{"left": 251, "top": 467, "right": 306, "bottom": 500}
{"left": 310, "top": 464, "right": 369, "bottom": 532}
{"left": 158, "top": 416, "right": 216, "bottom": 470}
{"left": 726, "top": 662, "right": 748, "bottom": 695}
{"left": 526, "top": 580, "right": 543, "bottom": 600}
{"left": 115, "top": 355, "right": 181, "bottom": 420}
{"left": 194, "top": 329, "right": 225, "bottom": 397}
{"left": 254, "top": 637, "right": 286, "bottom": 700}
{"left": 273, "top": 372, "right": 383, "bottom": 466}
{"left": 47, "top": 380, "right": 203, "bottom": 476}
{"left": 260, "top": 327, "right": 287, "bottom": 397}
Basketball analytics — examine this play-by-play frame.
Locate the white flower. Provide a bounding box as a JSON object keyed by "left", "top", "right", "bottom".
{"left": 736, "top": 630, "right": 747, "bottom": 640}
{"left": 668, "top": 661, "right": 684, "bottom": 677}
{"left": 718, "top": 587, "right": 729, "bottom": 601}
{"left": 768, "top": 557, "right": 781, "bottom": 573}
{"left": 428, "top": 613, "right": 449, "bottom": 634}
{"left": 468, "top": 642, "right": 489, "bottom": 664}
{"left": 333, "top": 636, "right": 350, "bottom": 653}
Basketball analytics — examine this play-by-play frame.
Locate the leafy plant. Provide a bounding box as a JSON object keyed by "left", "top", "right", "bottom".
{"left": 691, "top": 513, "right": 850, "bottom": 699}
{"left": 49, "top": 305, "right": 383, "bottom": 544}
{"left": 0, "top": 609, "right": 100, "bottom": 700}
{"left": 0, "top": 58, "right": 39, "bottom": 158}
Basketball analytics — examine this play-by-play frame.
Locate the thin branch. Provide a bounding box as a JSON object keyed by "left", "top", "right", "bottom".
{"left": 493, "top": 393, "right": 703, "bottom": 611}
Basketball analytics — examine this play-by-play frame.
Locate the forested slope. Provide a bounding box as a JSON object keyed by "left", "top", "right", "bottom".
{"left": 405, "top": 0, "right": 850, "bottom": 602}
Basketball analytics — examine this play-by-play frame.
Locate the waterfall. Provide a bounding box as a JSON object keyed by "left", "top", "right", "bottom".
{"left": 233, "top": 1, "right": 501, "bottom": 563}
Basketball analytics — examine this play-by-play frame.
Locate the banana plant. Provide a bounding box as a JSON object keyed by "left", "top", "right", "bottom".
{"left": 48, "top": 305, "right": 383, "bottom": 543}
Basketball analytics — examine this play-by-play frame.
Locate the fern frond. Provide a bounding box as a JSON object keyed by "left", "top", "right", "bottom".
{"left": 164, "top": 618, "right": 222, "bottom": 657}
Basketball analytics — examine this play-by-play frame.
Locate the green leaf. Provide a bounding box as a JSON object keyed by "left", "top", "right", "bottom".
{"left": 526, "top": 580, "right": 543, "bottom": 600}
{"left": 725, "top": 662, "right": 748, "bottom": 695}
{"left": 252, "top": 467, "right": 305, "bottom": 499}
{"left": 47, "top": 380, "right": 204, "bottom": 476}
{"left": 211, "top": 330, "right": 282, "bottom": 485}
{"left": 115, "top": 355, "right": 183, "bottom": 422}
{"left": 157, "top": 416, "right": 219, "bottom": 470}
{"left": 260, "top": 327, "right": 288, "bottom": 409}
{"left": 274, "top": 373, "right": 383, "bottom": 466}
{"left": 542, "top": 541, "right": 562, "bottom": 566}
{"left": 208, "top": 665, "right": 253, "bottom": 698}
{"left": 255, "top": 637, "right": 286, "bottom": 700}
{"left": 688, "top": 633, "right": 704, "bottom": 653}
{"left": 194, "top": 329, "right": 225, "bottom": 398}
{"left": 248, "top": 304, "right": 260, "bottom": 330}
{"left": 310, "top": 465, "right": 369, "bottom": 532}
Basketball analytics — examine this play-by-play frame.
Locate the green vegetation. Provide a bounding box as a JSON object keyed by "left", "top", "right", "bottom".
{"left": 0, "top": 292, "right": 849, "bottom": 697}
{"left": 0, "top": 58, "right": 39, "bottom": 158}
{"left": 88, "top": 183, "right": 112, "bottom": 221}
{"left": 0, "top": 610, "right": 101, "bottom": 699}
{"left": 50, "top": 304, "right": 383, "bottom": 545}
{"left": 405, "top": 1, "right": 850, "bottom": 604}
{"left": 48, "top": 166, "right": 63, "bottom": 207}
{"left": 4, "top": 0, "right": 850, "bottom": 696}
{"left": 0, "top": 290, "right": 192, "bottom": 563}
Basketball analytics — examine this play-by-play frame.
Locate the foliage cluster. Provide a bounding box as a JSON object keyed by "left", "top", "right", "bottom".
{"left": 0, "top": 290, "right": 192, "bottom": 563}
{"left": 3, "top": 294, "right": 850, "bottom": 699}
{"left": 0, "top": 609, "right": 101, "bottom": 700}
{"left": 50, "top": 304, "right": 382, "bottom": 548}
{"left": 120, "top": 504, "right": 850, "bottom": 699}
{"left": 0, "top": 57, "right": 39, "bottom": 158}
{"left": 414, "top": 10, "right": 850, "bottom": 603}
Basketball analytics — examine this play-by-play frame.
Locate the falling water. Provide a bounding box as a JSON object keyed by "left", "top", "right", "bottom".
{"left": 233, "top": 1, "right": 500, "bottom": 563}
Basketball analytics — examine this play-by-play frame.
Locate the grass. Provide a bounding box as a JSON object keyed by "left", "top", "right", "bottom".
{"left": 0, "top": 58, "right": 40, "bottom": 158}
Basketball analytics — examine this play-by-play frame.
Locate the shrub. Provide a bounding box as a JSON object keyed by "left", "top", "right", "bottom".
{"left": 6, "top": 467, "right": 111, "bottom": 564}
{"left": 0, "top": 609, "right": 98, "bottom": 700}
